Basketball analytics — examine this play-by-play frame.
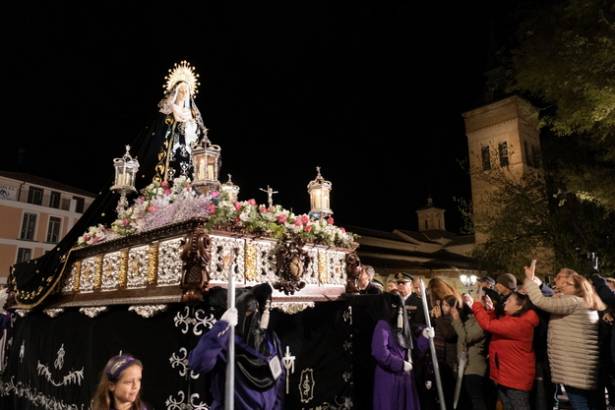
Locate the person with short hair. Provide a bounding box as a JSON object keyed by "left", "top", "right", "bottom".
{"left": 91, "top": 354, "right": 148, "bottom": 410}
{"left": 357, "top": 265, "right": 383, "bottom": 295}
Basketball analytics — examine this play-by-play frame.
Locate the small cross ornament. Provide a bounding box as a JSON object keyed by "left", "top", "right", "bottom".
{"left": 282, "top": 345, "right": 296, "bottom": 394}
{"left": 259, "top": 185, "right": 278, "bottom": 208}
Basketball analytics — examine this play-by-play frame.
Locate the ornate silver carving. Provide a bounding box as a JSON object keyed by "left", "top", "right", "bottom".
{"left": 271, "top": 302, "right": 314, "bottom": 315}
{"left": 79, "top": 307, "right": 107, "bottom": 318}
{"left": 254, "top": 239, "right": 277, "bottom": 282}
{"left": 209, "top": 235, "right": 245, "bottom": 282}
{"left": 128, "top": 304, "right": 168, "bottom": 318}
{"left": 127, "top": 245, "right": 149, "bottom": 289}
{"left": 158, "top": 238, "right": 184, "bottom": 286}
{"left": 61, "top": 263, "right": 78, "bottom": 293}
{"left": 302, "top": 246, "right": 319, "bottom": 284}
{"left": 328, "top": 251, "right": 347, "bottom": 285}
{"left": 79, "top": 257, "right": 97, "bottom": 292}
{"left": 15, "top": 309, "right": 28, "bottom": 318}
{"left": 169, "top": 347, "right": 200, "bottom": 379}
{"left": 102, "top": 251, "right": 122, "bottom": 291}
{"left": 43, "top": 308, "right": 64, "bottom": 318}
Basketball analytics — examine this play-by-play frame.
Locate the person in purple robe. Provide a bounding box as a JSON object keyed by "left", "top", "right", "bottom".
{"left": 188, "top": 284, "right": 285, "bottom": 410}
{"left": 372, "top": 292, "right": 435, "bottom": 410}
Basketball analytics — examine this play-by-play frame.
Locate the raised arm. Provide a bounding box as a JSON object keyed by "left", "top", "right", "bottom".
{"left": 524, "top": 279, "right": 579, "bottom": 315}
{"left": 472, "top": 302, "right": 535, "bottom": 338}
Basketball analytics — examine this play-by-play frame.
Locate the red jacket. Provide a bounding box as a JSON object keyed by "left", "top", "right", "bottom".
{"left": 472, "top": 301, "right": 539, "bottom": 391}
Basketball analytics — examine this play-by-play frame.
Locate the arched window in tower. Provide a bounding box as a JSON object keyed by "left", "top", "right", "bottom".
{"left": 481, "top": 145, "right": 491, "bottom": 170}
{"left": 498, "top": 141, "right": 509, "bottom": 167}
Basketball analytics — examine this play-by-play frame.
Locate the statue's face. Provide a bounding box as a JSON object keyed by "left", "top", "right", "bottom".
{"left": 175, "top": 83, "right": 189, "bottom": 103}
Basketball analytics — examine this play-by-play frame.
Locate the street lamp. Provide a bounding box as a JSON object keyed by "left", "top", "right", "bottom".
{"left": 307, "top": 166, "right": 332, "bottom": 219}
{"left": 459, "top": 273, "right": 477, "bottom": 290}
{"left": 111, "top": 145, "right": 139, "bottom": 215}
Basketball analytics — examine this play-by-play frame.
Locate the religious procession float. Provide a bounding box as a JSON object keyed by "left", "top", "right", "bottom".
{"left": 0, "top": 62, "right": 392, "bottom": 410}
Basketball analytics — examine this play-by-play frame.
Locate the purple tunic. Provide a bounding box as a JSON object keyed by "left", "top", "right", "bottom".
{"left": 371, "top": 320, "right": 428, "bottom": 410}
{"left": 188, "top": 320, "right": 284, "bottom": 410}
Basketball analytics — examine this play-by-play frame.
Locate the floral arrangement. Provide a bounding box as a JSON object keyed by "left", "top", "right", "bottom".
{"left": 77, "top": 224, "right": 114, "bottom": 246}
{"left": 77, "top": 177, "right": 358, "bottom": 249}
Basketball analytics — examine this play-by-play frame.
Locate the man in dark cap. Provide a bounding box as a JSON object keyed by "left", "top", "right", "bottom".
{"left": 477, "top": 275, "right": 496, "bottom": 290}
{"left": 491, "top": 273, "right": 517, "bottom": 317}
{"left": 189, "top": 283, "right": 284, "bottom": 410}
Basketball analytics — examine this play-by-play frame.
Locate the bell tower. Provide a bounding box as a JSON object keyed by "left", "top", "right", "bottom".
{"left": 463, "top": 96, "right": 543, "bottom": 243}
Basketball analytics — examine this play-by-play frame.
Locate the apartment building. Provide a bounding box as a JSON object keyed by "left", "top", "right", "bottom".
{"left": 0, "top": 171, "right": 95, "bottom": 283}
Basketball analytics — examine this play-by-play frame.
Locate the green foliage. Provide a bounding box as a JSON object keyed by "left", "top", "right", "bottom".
{"left": 472, "top": 169, "right": 615, "bottom": 275}
{"left": 507, "top": 0, "right": 615, "bottom": 210}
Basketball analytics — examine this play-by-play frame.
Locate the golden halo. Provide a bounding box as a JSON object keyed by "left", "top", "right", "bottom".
{"left": 163, "top": 60, "right": 200, "bottom": 96}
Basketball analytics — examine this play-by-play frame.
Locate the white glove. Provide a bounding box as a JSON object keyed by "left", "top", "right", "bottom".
{"left": 422, "top": 326, "right": 435, "bottom": 339}
{"left": 220, "top": 307, "right": 238, "bottom": 327}
{"left": 403, "top": 361, "right": 413, "bottom": 373}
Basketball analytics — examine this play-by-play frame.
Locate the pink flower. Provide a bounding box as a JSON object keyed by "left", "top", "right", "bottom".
{"left": 327, "top": 216, "right": 335, "bottom": 225}
{"left": 248, "top": 199, "right": 257, "bottom": 206}
{"left": 340, "top": 227, "right": 346, "bottom": 233}
{"left": 147, "top": 205, "right": 157, "bottom": 213}
{"left": 276, "top": 214, "right": 288, "bottom": 224}
{"left": 294, "top": 218, "right": 303, "bottom": 227}
{"left": 161, "top": 180, "right": 169, "bottom": 188}
{"left": 164, "top": 188, "right": 172, "bottom": 195}
{"left": 259, "top": 205, "right": 267, "bottom": 213}
{"left": 304, "top": 224, "right": 313, "bottom": 233}
{"left": 301, "top": 214, "right": 310, "bottom": 225}
{"left": 207, "top": 204, "right": 217, "bottom": 214}
{"left": 122, "top": 219, "right": 130, "bottom": 226}
{"left": 234, "top": 202, "right": 242, "bottom": 211}
{"left": 211, "top": 191, "right": 220, "bottom": 198}
{"left": 83, "top": 234, "right": 90, "bottom": 241}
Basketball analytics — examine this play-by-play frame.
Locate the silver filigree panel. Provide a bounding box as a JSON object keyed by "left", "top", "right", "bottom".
{"left": 101, "top": 251, "right": 121, "bottom": 291}
{"left": 302, "top": 246, "right": 319, "bottom": 285}
{"left": 127, "top": 245, "right": 149, "bottom": 289}
{"left": 61, "top": 263, "right": 79, "bottom": 294}
{"left": 79, "top": 257, "right": 97, "bottom": 293}
{"left": 209, "top": 235, "right": 245, "bottom": 282}
{"left": 327, "top": 251, "right": 347, "bottom": 285}
{"left": 158, "top": 237, "right": 184, "bottom": 286}
{"left": 254, "top": 239, "right": 277, "bottom": 282}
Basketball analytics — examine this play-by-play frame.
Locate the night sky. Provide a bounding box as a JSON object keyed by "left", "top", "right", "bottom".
{"left": 4, "top": 2, "right": 518, "bottom": 233}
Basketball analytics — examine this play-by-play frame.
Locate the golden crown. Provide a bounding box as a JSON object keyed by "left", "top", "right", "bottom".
{"left": 164, "top": 60, "right": 200, "bottom": 96}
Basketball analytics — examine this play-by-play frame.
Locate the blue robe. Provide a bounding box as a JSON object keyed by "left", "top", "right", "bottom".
{"left": 371, "top": 320, "right": 428, "bottom": 410}
{"left": 188, "top": 320, "right": 284, "bottom": 410}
